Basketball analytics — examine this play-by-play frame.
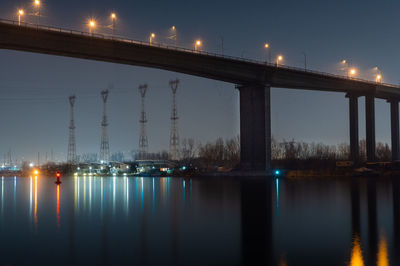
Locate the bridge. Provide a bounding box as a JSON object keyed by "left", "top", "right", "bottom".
{"left": 1, "top": 19, "right": 400, "bottom": 173}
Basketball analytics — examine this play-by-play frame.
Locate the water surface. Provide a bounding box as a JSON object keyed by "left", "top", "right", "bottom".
{"left": 0, "top": 175, "right": 397, "bottom": 265}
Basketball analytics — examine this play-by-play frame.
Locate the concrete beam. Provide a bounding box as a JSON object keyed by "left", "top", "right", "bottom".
{"left": 238, "top": 84, "right": 271, "bottom": 172}
{"left": 389, "top": 100, "right": 400, "bottom": 161}
{"left": 347, "top": 94, "right": 359, "bottom": 163}
{"left": 365, "top": 95, "right": 376, "bottom": 162}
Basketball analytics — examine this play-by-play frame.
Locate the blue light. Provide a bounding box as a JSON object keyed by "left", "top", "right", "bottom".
{"left": 275, "top": 170, "right": 280, "bottom": 175}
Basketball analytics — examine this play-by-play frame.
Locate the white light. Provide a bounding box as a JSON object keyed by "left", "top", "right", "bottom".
{"left": 29, "top": 163, "right": 34, "bottom": 167}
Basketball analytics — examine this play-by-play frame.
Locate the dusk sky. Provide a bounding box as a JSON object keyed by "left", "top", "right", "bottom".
{"left": 0, "top": 0, "right": 399, "bottom": 162}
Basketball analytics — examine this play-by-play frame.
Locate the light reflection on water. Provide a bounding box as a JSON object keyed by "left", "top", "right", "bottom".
{"left": 0, "top": 175, "right": 399, "bottom": 265}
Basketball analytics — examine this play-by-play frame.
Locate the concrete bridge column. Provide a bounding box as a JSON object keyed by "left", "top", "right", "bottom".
{"left": 347, "top": 94, "right": 359, "bottom": 163}
{"left": 238, "top": 84, "right": 271, "bottom": 172}
{"left": 389, "top": 100, "right": 400, "bottom": 161}
{"left": 365, "top": 94, "right": 376, "bottom": 162}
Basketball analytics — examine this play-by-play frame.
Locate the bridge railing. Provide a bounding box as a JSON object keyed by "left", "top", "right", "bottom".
{"left": 1, "top": 18, "right": 399, "bottom": 89}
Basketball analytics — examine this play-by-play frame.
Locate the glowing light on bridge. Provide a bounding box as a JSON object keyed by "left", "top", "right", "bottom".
{"left": 170, "top": 26, "right": 177, "bottom": 46}
{"left": 34, "top": 0, "right": 41, "bottom": 25}
{"left": 349, "top": 68, "right": 357, "bottom": 77}
{"left": 18, "top": 9, "right": 24, "bottom": 26}
{"left": 194, "top": 40, "right": 202, "bottom": 51}
{"left": 374, "top": 66, "right": 382, "bottom": 83}
{"left": 110, "top": 13, "right": 117, "bottom": 36}
{"left": 276, "top": 55, "right": 283, "bottom": 66}
{"left": 88, "top": 19, "right": 96, "bottom": 35}
{"left": 149, "top": 33, "right": 156, "bottom": 45}
{"left": 264, "top": 43, "right": 271, "bottom": 63}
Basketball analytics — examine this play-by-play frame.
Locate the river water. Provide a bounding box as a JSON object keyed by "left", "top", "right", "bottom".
{"left": 0, "top": 175, "right": 396, "bottom": 265}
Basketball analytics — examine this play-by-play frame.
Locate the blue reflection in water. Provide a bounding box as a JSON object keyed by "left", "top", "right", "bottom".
{"left": 152, "top": 178, "right": 155, "bottom": 212}
{"left": 113, "top": 176, "right": 116, "bottom": 213}
{"left": 190, "top": 179, "right": 192, "bottom": 205}
{"left": 141, "top": 177, "right": 144, "bottom": 212}
{"left": 183, "top": 180, "right": 186, "bottom": 207}
{"left": 275, "top": 178, "right": 279, "bottom": 215}
{"left": 1, "top": 177, "right": 4, "bottom": 215}
{"left": 13, "top": 176, "right": 16, "bottom": 212}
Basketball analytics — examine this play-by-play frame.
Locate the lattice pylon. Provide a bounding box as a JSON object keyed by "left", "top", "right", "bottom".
{"left": 169, "top": 79, "right": 180, "bottom": 161}
{"left": 100, "top": 90, "right": 110, "bottom": 163}
{"left": 138, "top": 84, "right": 148, "bottom": 160}
{"left": 67, "top": 95, "right": 77, "bottom": 164}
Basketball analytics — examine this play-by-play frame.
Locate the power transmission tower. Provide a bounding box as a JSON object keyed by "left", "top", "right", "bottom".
{"left": 67, "top": 95, "right": 77, "bottom": 164}
{"left": 100, "top": 90, "right": 110, "bottom": 163}
{"left": 138, "top": 84, "right": 148, "bottom": 160}
{"left": 169, "top": 79, "right": 180, "bottom": 161}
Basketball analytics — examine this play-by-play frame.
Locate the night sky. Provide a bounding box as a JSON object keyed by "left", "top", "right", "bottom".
{"left": 0, "top": 0, "right": 399, "bottom": 162}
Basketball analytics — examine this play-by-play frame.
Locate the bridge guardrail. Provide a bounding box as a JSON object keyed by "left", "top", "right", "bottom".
{"left": 1, "top": 18, "right": 399, "bottom": 89}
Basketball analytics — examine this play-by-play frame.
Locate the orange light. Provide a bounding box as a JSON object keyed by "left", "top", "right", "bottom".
{"left": 34, "top": 0, "right": 40, "bottom": 6}
{"left": 56, "top": 172, "right": 61, "bottom": 178}
{"left": 111, "top": 13, "right": 116, "bottom": 19}
{"left": 89, "top": 20, "right": 96, "bottom": 28}
{"left": 349, "top": 68, "right": 357, "bottom": 76}
{"left": 33, "top": 169, "right": 39, "bottom": 175}
{"left": 18, "top": 9, "right": 24, "bottom": 15}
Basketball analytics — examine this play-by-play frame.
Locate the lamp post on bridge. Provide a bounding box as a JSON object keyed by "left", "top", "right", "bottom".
{"left": 149, "top": 33, "right": 155, "bottom": 45}
{"left": 18, "top": 9, "right": 24, "bottom": 26}
{"left": 276, "top": 55, "right": 283, "bottom": 66}
{"left": 88, "top": 19, "right": 96, "bottom": 35}
{"left": 194, "top": 40, "right": 202, "bottom": 52}
{"left": 264, "top": 43, "right": 271, "bottom": 64}
{"left": 302, "top": 52, "right": 307, "bottom": 70}
{"left": 34, "top": 0, "right": 41, "bottom": 26}
{"left": 110, "top": 13, "right": 117, "bottom": 37}
{"left": 374, "top": 67, "right": 382, "bottom": 83}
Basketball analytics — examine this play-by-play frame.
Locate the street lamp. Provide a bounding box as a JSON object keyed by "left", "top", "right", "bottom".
{"left": 374, "top": 66, "right": 382, "bottom": 83}
{"left": 149, "top": 33, "right": 155, "bottom": 45}
{"left": 276, "top": 55, "right": 283, "bottom": 66}
{"left": 195, "top": 40, "right": 202, "bottom": 51}
{"left": 264, "top": 43, "right": 271, "bottom": 64}
{"left": 88, "top": 19, "right": 96, "bottom": 35}
{"left": 341, "top": 59, "right": 349, "bottom": 76}
{"left": 349, "top": 68, "right": 357, "bottom": 77}
{"left": 110, "top": 13, "right": 116, "bottom": 36}
{"left": 34, "top": 0, "right": 41, "bottom": 26}
{"left": 18, "top": 9, "right": 24, "bottom": 26}
{"left": 171, "top": 26, "right": 177, "bottom": 46}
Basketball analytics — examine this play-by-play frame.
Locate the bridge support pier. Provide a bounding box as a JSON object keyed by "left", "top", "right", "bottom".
{"left": 365, "top": 95, "right": 376, "bottom": 162}
{"left": 347, "top": 94, "right": 359, "bottom": 163}
{"left": 389, "top": 100, "right": 400, "bottom": 161}
{"left": 238, "top": 84, "right": 271, "bottom": 173}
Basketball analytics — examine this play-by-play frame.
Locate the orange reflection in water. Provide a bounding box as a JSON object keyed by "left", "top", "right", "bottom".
{"left": 350, "top": 234, "right": 364, "bottom": 266}
{"left": 56, "top": 184, "right": 60, "bottom": 228}
{"left": 377, "top": 235, "right": 389, "bottom": 266}
{"left": 34, "top": 176, "right": 38, "bottom": 228}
